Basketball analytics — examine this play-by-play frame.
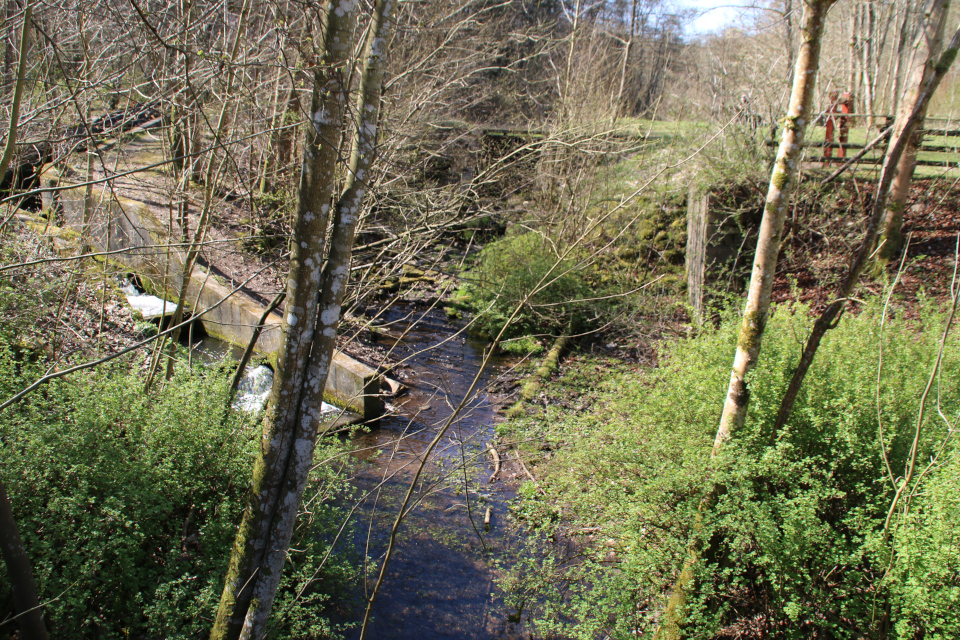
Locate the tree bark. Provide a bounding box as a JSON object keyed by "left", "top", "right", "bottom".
{"left": 0, "top": 0, "right": 31, "bottom": 186}
{"left": 784, "top": 0, "right": 795, "bottom": 84}
{"left": 713, "top": 0, "right": 833, "bottom": 453}
{"left": 653, "top": 3, "right": 836, "bottom": 638}
{"left": 773, "top": 19, "right": 960, "bottom": 436}
{"left": 0, "top": 480, "right": 49, "bottom": 640}
{"left": 890, "top": 0, "right": 914, "bottom": 115}
{"left": 612, "top": 0, "right": 637, "bottom": 123}
{"left": 861, "top": 0, "right": 877, "bottom": 130}
{"left": 877, "top": 0, "right": 949, "bottom": 263}
{"left": 211, "top": 0, "right": 395, "bottom": 637}
{"left": 209, "top": 1, "right": 351, "bottom": 636}
{"left": 234, "top": 6, "right": 394, "bottom": 635}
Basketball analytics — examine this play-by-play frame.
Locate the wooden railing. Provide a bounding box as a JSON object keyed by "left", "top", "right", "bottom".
{"left": 784, "top": 114, "right": 960, "bottom": 170}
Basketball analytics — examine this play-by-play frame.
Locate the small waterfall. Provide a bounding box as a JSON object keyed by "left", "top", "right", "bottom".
{"left": 233, "top": 365, "right": 342, "bottom": 415}
{"left": 120, "top": 278, "right": 176, "bottom": 319}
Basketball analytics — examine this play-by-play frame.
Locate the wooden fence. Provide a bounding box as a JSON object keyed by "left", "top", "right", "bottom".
{"left": 775, "top": 114, "right": 960, "bottom": 171}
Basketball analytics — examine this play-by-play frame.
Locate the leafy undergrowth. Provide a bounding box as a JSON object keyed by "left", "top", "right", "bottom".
{"left": 0, "top": 356, "right": 364, "bottom": 639}
{"left": 497, "top": 300, "right": 960, "bottom": 639}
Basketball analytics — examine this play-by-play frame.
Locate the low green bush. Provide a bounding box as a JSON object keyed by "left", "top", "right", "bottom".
{"left": 0, "top": 355, "right": 360, "bottom": 639}
{"left": 501, "top": 301, "right": 960, "bottom": 639}
{"left": 456, "top": 232, "right": 590, "bottom": 343}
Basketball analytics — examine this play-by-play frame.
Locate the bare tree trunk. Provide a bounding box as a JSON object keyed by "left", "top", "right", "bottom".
{"left": 210, "top": 4, "right": 349, "bottom": 637}
{"left": 773, "top": 18, "right": 960, "bottom": 436}
{"left": 861, "top": 0, "right": 877, "bottom": 129}
{"left": 235, "top": 7, "right": 394, "bottom": 635}
{"left": 784, "top": 0, "right": 795, "bottom": 83}
{"left": 877, "top": 0, "right": 949, "bottom": 263}
{"left": 653, "top": 3, "right": 836, "bottom": 638}
{"left": 714, "top": 0, "right": 833, "bottom": 453}
{"left": 0, "top": 0, "right": 31, "bottom": 185}
{"left": 890, "top": 0, "right": 914, "bottom": 115}
{"left": 612, "top": 0, "right": 637, "bottom": 123}
{"left": 211, "top": 0, "right": 396, "bottom": 637}
{"left": 851, "top": 4, "right": 862, "bottom": 105}
{"left": 0, "top": 480, "right": 49, "bottom": 640}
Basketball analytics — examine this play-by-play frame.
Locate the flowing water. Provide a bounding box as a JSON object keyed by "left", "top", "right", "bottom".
{"left": 183, "top": 299, "right": 530, "bottom": 637}
{"left": 343, "top": 302, "right": 528, "bottom": 639}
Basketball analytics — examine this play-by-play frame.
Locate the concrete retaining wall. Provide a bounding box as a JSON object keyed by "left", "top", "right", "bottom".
{"left": 44, "top": 167, "right": 383, "bottom": 420}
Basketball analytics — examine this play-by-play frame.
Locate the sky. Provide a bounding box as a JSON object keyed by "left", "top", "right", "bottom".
{"left": 675, "top": 0, "right": 757, "bottom": 36}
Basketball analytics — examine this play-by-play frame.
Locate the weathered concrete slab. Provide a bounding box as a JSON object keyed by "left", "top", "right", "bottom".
{"left": 326, "top": 351, "right": 382, "bottom": 419}
{"left": 40, "top": 161, "right": 389, "bottom": 421}
{"left": 53, "top": 176, "right": 287, "bottom": 354}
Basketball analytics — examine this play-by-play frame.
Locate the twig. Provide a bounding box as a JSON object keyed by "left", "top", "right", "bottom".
{"left": 514, "top": 450, "right": 544, "bottom": 494}
{"left": 487, "top": 444, "right": 501, "bottom": 483}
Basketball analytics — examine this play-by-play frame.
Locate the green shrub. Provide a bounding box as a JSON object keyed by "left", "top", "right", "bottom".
{"left": 0, "top": 355, "right": 360, "bottom": 639}
{"left": 457, "top": 232, "right": 590, "bottom": 340}
{"left": 501, "top": 301, "right": 960, "bottom": 639}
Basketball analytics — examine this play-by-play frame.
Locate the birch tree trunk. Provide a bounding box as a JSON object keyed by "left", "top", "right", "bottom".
{"left": 890, "top": 0, "right": 914, "bottom": 115}
{"left": 653, "top": 3, "right": 836, "bottom": 638}
{"left": 861, "top": 0, "right": 877, "bottom": 130}
{"left": 612, "top": 0, "right": 637, "bottom": 123}
{"left": 713, "top": 0, "right": 834, "bottom": 452}
{"left": 877, "top": 0, "right": 949, "bottom": 263}
{"left": 772, "top": 19, "right": 960, "bottom": 434}
{"left": 234, "top": 1, "right": 395, "bottom": 635}
{"left": 211, "top": 1, "right": 396, "bottom": 638}
{"left": 210, "top": 2, "right": 355, "bottom": 636}
{"left": 784, "top": 0, "right": 795, "bottom": 83}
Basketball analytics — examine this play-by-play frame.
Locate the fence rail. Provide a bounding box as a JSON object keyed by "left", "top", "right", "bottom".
{"left": 765, "top": 115, "right": 960, "bottom": 171}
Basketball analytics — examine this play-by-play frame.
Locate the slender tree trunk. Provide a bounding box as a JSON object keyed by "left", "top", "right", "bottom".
{"left": 1, "top": 0, "right": 14, "bottom": 94}
{"left": 713, "top": 0, "right": 833, "bottom": 453}
{"left": 851, "top": 4, "right": 861, "bottom": 103}
{"left": 210, "top": 3, "right": 347, "bottom": 636}
{"left": 612, "top": 0, "right": 637, "bottom": 123}
{"left": 211, "top": 0, "right": 396, "bottom": 636}
{"left": 784, "top": 0, "right": 795, "bottom": 83}
{"left": 0, "top": 0, "right": 31, "bottom": 186}
{"left": 861, "top": 0, "right": 877, "bottom": 130}
{"left": 773, "top": 18, "right": 960, "bottom": 435}
{"left": 0, "top": 480, "right": 49, "bottom": 640}
{"left": 877, "top": 0, "right": 949, "bottom": 263}
{"left": 235, "top": 7, "right": 394, "bottom": 636}
{"left": 890, "top": 0, "right": 914, "bottom": 115}
{"left": 653, "top": 3, "right": 836, "bottom": 638}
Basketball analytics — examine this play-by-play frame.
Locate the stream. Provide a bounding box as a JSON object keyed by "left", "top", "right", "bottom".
{"left": 188, "top": 298, "right": 531, "bottom": 637}
{"left": 342, "top": 302, "right": 527, "bottom": 639}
